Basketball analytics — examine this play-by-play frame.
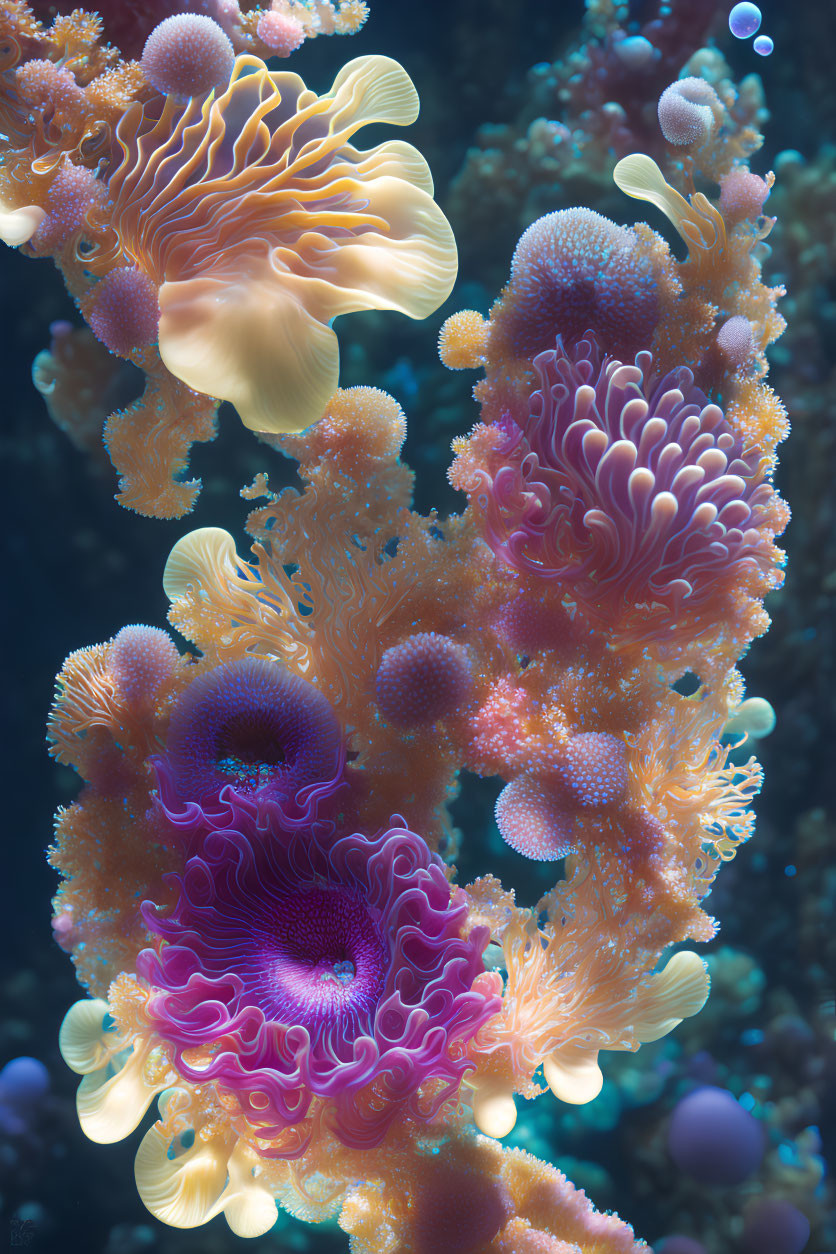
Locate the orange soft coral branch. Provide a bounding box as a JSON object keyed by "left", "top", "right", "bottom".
{"left": 103, "top": 356, "right": 218, "bottom": 518}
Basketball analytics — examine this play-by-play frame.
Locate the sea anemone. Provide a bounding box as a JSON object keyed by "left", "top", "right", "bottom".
{"left": 162, "top": 657, "right": 344, "bottom": 811}
{"left": 94, "top": 53, "right": 457, "bottom": 432}
{"left": 137, "top": 793, "right": 500, "bottom": 1147}
{"left": 466, "top": 333, "right": 783, "bottom": 640}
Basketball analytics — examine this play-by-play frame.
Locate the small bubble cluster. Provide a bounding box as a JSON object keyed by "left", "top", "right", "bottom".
{"left": 728, "top": 3, "right": 773, "bottom": 56}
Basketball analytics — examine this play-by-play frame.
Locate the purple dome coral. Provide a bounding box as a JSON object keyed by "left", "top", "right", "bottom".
{"left": 474, "top": 334, "right": 782, "bottom": 639}
{"left": 162, "top": 658, "right": 343, "bottom": 811}
{"left": 494, "top": 209, "right": 659, "bottom": 361}
{"left": 137, "top": 793, "right": 500, "bottom": 1148}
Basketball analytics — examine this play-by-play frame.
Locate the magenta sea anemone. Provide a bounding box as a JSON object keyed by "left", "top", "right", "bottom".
{"left": 472, "top": 333, "right": 784, "bottom": 640}
{"left": 162, "top": 658, "right": 343, "bottom": 812}
{"left": 137, "top": 792, "right": 500, "bottom": 1149}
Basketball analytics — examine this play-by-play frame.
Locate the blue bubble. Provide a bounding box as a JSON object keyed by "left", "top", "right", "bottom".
{"left": 754, "top": 34, "right": 774, "bottom": 56}
{"left": 729, "top": 2, "right": 762, "bottom": 38}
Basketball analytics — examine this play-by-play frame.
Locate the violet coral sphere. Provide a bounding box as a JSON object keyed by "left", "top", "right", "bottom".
{"left": 141, "top": 15, "right": 235, "bottom": 99}
{"left": 86, "top": 267, "right": 160, "bottom": 357}
{"left": 163, "top": 658, "right": 343, "bottom": 807}
{"left": 499, "top": 208, "right": 659, "bottom": 360}
{"left": 376, "top": 632, "right": 472, "bottom": 725}
{"left": 137, "top": 796, "right": 499, "bottom": 1145}
{"left": 667, "top": 1086, "right": 764, "bottom": 1185}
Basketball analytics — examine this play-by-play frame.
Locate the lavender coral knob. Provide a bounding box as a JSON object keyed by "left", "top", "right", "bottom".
{"left": 141, "top": 15, "right": 235, "bottom": 98}
{"left": 109, "top": 625, "right": 179, "bottom": 708}
{"left": 495, "top": 776, "right": 575, "bottom": 860}
{"left": 87, "top": 267, "right": 159, "bottom": 357}
{"left": 163, "top": 658, "right": 343, "bottom": 807}
{"left": 499, "top": 208, "right": 659, "bottom": 360}
{"left": 668, "top": 1086, "right": 764, "bottom": 1185}
{"left": 376, "top": 633, "right": 472, "bottom": 725}
{"left": 658, "top": 78, "right": 721, "bottom": 147}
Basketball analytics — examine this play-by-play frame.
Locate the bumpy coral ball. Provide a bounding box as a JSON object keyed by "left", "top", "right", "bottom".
{"left": 717, "top": 315, "right": 756, "bottom": 370}
{"left": 141, "top": 15, "right": 235, "bottom": 99}
{"left": 109, "top": 625, "right": 179, "bottom": 708}
{"left": 557, "top": 732, "right": 628, "bottom": 808}
{"left": 657, "top": 77, "right": 721, "bottom": 146}
{"left": 31, "top": 162, "right": 105, "bottom": 253}
{"left": 256, "top": 11, "right": 305, "bottom": 55}
{"left": 495, "top": 776, "right": 575, "bottom": 860}
{"left": 501, "top": 209, "right": 659, "bottom": 360}
{"left": 87, "top": 267, "right": 160, "bottom": 357}
{"left": 668, "top": 1086, "right": 764, "bottom": 1185}
{"left": 376, "top": 633, "right": 472, "bottom": 725}
{"left": 164, "top": 657, "right": 343, "bottom": 806}
{"left": 719, "top": 169, "right": 770, "bottom": 223}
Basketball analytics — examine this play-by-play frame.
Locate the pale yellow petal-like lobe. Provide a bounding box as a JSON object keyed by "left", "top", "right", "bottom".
{"left": 221, "top": 1141, "right": 279, "bottom": 1238}
{"left": 278, "top": 176, "right": 458, "bottom": 323}
{"left": 544, "top": 1045, "right": 604, "bottom": 1105}
{"left": 163, "top": 526, "right": 238, "bottom": 602}
{"left": 631, "top": 951, "right": 710, "bottom": 1043}
{"left": 472, "top": 1080, "right": 518, "bottom": 1138}
{"left": 135, "top": 1124, "right": 230, "bottom": 1228}
{"left": 77, "top": 1044, "right": 161, "bottom": 1143}
{"left": 328, "top": 55, "right": 419, "bottom": 132}
{"left": 0, "top": 202, "right": 46, "bottom": 246}
{"left": 345, "top": 138, "right": 435, "bottom": 196}
{"left": 158, "top": 267, "right": 339, "bottom": 433}
{"left": 613, "top": 153, "right": 694, "bottom": 236}
{"left": 59, "top": 999, "right": 116, "bottom": 1075}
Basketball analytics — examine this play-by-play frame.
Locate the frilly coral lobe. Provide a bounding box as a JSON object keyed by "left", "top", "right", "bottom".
{"left": 96, "top": 52, "right": 457, "bottom": 433}
{"left": 137, "top": 792, "right": 500, "bottom": 1147}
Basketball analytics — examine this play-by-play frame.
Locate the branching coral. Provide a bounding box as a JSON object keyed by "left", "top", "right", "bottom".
{"left": 39, "top": 6, "right": 791, "bottom": 1251}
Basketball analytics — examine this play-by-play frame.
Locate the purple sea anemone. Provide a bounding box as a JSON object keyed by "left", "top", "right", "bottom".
{"left": 474, "top": 334, "right": 783, "bottom": 639}
{"left": 138, "top": 792, "right": 500, "bottom": 1149}
{"left": 162, "top": 658, "right": 343, "bottom": 811}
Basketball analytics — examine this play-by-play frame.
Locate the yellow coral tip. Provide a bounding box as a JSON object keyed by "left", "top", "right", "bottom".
{"left": 0, "top": 202, "right": 46, "bottom": 246}
{"left": 439, "top": 310, "right": 489, "bottom": 369}
{"left": 59, "top": 999, "right": 115, "bottom": 1075}
{"left": 544, "top": 1047, "right": 604, "bottom": 1105}
{"left": 163, "top": 527, "right": 238, "bottom": 602}
{"left": 472, "top": 1081, "right": 518, "bottom": 1138}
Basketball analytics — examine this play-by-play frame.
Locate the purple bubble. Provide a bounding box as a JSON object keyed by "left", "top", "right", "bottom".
{"left": 667, "top": 1086, "right": 764, "bottom": 1185}
{"left": 660, "top": 1238, "right": 708, "bottom": 1254}
{"left": 0, "top": 1057, "right": 50, "bottom": 1108}
{"left": 754, "top": 35, "right": 774, "bottom": 56}
{"left": 742, "top": 1199, "right": 811, "bottom": 1254}
{"left": 729, "top": 2, "right": 762, "bottom": 38}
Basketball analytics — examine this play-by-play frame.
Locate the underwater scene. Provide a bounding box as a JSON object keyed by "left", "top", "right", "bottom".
{"left": 1, "top": 0, "right": 834, "bottom": 1251}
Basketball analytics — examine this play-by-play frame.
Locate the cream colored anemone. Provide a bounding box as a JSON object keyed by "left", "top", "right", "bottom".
{"left": 99, "top": 54, "right": 458, "bottom": 433}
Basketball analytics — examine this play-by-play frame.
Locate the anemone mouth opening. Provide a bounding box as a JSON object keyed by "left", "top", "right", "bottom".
{"left": 213, "top": 707, "right": 293, "bottom": 780}
{"left": 247, "top": 888, "right": 389, "bottom": 1037}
